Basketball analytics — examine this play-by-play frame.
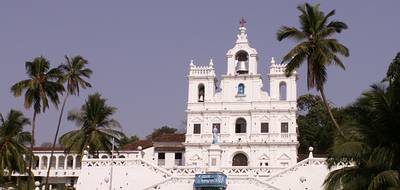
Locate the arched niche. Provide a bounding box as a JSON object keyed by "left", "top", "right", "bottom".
{"left": 198, "top": 83, "right": 205, "bottom": 102}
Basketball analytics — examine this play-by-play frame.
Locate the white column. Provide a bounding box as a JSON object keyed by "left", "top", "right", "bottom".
{"left": 38, "top": 156, "right": 42, "bottom": 170}
{"left": 64, "top": 156, "right": 68, "bottom": 170}
{"left": 55, "top": 156, "right": 59, "bottom": 170}
{"left": 46, "top": 156, "right": 50, "bottom": 170}
{"left": 72, "top": 155, "right": 77, "bottom": 170}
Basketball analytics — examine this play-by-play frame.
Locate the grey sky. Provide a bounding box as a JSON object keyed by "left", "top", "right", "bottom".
{"left": 1, "top": 1, "right": 399, "bottom": 144}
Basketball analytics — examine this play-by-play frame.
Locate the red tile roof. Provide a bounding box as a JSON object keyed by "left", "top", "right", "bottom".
{"left": 121, "top": 139, "right": 153, "bottom": 150}
{"left": 154, "top": 147, "right": 185, "bottom": 151}
{"left": 153, "top": 133, "right": 185, "bottom": 142}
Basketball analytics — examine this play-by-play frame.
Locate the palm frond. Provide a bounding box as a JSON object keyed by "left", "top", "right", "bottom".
{"left": 368, "top": 170, "right": 400, "bottom": 190}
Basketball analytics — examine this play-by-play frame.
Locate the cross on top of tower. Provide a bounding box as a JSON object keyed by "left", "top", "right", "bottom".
{"left": 239, "top": 17, "right": 247, "bottom": 28}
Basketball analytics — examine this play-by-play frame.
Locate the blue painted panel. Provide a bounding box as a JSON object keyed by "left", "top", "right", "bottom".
{"left": 194, "top": 173, "right": 227, "bottom": 188}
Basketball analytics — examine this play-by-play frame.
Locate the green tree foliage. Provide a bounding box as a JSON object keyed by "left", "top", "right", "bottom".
{"left": 0, "top": 110, "right": 31, "bottom": 177}
{"left": 297, "top": 94, "right": 350, "bottom": 154}
{"left": 10, "top": 56, "right": 64, "bottom": 187}
{"left": 119, "top": 135, "right": 140, "bottom": 147}
{"left": 324, "top": 53, "right": 400, "bottom": 190}
{"left": 59, "top": 93, "right": 124, "bottom": 155}
{"left": 146, "top": 126, "right": 177, "bottom": 140}
{"left": 277, "top": 3, "right": 349, "bottom": 137}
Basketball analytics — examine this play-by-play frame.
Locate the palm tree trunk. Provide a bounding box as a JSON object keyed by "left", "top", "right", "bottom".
{"left": 27, "top": 110, "right": 37, "bottom": 190}
{"left": 319, "top": 86, "right": 345, "bottom": 137}
{"left": 44, "top": 93, "right": 69, "bottom": 190}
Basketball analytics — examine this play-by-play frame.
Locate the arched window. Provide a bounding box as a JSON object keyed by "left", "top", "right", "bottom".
{"left": 198, "top": 83, "right": 205, "bottom": 102}
{"left": 41, "top": 156, "right": 48, "bottom": 170}
{"left": 279, "top": 81, "right": 287, "bottom": 100}
{"left": 50, "top": 156, "right": 56, "bottom": 169}
{"left": 232, "top": 153, "right": 248, "bottom": 166}
{"left": 66, "top": 155, "right": 74, "bottom": 169}
{"left": 58, "top": 156, "right": 65, "bottom": 169}
{"left": 33, "top": 156, "right": 40, "bottom": 169}
{"left": 235, "top": 50, "right": 249, "bottom": 74}
{"left": 76, "top": 156, "right": 82, "bottom": 169}
{"left": 235, "top": 118, "right": 247, "bottom": 133}
{"left": 238, "top": 83, "right": 245, "bottom": 95}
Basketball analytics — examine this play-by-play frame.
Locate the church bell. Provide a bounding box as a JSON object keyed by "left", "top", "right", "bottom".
{"left": 236, "top": 61, "right": 249, "bottom": 74}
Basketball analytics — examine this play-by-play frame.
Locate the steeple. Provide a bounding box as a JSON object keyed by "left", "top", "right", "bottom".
{"left": 226, "top": 18, "right": 258, "bottom": 75}
{"left": 236, "top": 17, "right": 249, "bottom": 44}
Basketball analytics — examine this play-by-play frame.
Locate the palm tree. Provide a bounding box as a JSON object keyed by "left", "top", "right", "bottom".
{"left": 324, "top": 84, "right": 400, "bottom": 189}
{"left": 325, "top": 54, "right": 400, "bottom": 189}
{"left": 59, "top": 93, "right": 124, "bottom": 155}
{"left": 44, "top": 56, "right": 92, "bottom": 189}
{"left": 277, "top": 3, "right": 349, "bottom": 137}
{"left": 10, "top": 56, "right": 64, "bottom": 188}
{"left": 0, "top": 110, "right": 31, "bottom": 177}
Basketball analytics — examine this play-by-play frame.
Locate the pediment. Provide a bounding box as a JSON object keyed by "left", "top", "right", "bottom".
{"left": 191, "top": 117, "right": 203, "bottom": 122}
{"left": 190, "top": 154, "right": 202, "bottom": 161}
{"left": 258, "top": 154, "right": 270, "bottom": 160}
{"left": 209, "top": 116, "right": 222, "bottom": 123}
{"left": 259, "top": 115, "right": 270, "bottom": 121}
{"left": 277, "top": 153, "right": 291, "bottom": 160}
{"left": 279, "top": 115, "right": 290, "bottom": 121}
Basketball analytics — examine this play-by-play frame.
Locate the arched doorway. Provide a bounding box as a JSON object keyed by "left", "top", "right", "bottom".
{"left": 232, "top": 153, "right": 248, "bottom": 166}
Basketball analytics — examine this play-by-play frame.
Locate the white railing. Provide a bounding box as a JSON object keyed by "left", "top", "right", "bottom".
{"left": 265, "top": 157, "right": 327, "bottom": 183}
{"left": 82, "top": 158, "right": 172, "bottom": 179}
{"left": 163, "top": 166, "right": 285, "bottom": 178}
{"left": 164, "top": 166, "right": 207, "bottom": 176}
{"left": 186, "top": 133, "right": 297, "bottom": 144}
{"left": 189, "top": 65, "right": 215, "bottom": 76}
{"left": 221, "top": 166, "right": 284, "bottom": 177}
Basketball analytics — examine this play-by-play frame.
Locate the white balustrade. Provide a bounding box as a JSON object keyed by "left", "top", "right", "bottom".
{"left": 186, "top": 133, "right": 297, "bottom": 144}
{"left": 189, "top": 65, "right": 215, "bottom": 76}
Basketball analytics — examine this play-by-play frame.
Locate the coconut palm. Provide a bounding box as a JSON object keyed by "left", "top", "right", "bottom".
{"left": 325, "top": 84, "right": 400, "bottom": 189}
{"left": 277, "top": 3, "right": 349, "bottom": 136}
{"left": 0, "top": 110, "right": 31, "bottom": 177}
{"left": 10, "top": 56, "right": 64, "bottom": 187}
{"left": 59, "top": 93, "right": 124, "bottom": 155}
{"left": 325, "top": 54, "right": 400, "bottom": 189}
{"left": 44, "top": 56, "right": 92, "bottom": 189}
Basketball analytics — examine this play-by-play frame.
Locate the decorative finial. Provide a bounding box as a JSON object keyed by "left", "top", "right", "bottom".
{"left": 308, "top": 146, "right": 314, "bottom": 158}
{"left": 209, "top": 59, "right": 214, "bottom": 66}
{"left": 190, "top": 59, "right": 194, "bottom": 67}
{"left": 270, "top": 57, "right": 276, "bottom": 64}
{"left": 239, "top": 17, "right": 247, "bottom": 28}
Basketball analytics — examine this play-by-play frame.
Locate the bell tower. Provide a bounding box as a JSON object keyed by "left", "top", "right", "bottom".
{"left": 268, "top": 57, "right": 298, "bottom": 101}
{"left": 226, "top": 18, "right": 258, "bottom": 76}
{"left": 187, "top": 59, "right": 216, "bottom": 103}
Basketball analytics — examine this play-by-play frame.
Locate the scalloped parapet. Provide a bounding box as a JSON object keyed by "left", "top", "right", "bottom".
{"left": 269, "top": 57, "right": 288, "bottom": 75}
{"left": 189, "top": 60, "right": 216, "bottom": 77}
{"left": 269, "top": 57, "right": 297, "bottom": 76}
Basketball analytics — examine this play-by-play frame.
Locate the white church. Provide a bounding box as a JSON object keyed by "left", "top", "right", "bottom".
{"left": 17, "top": 21, "right": 340, "bottom": 190}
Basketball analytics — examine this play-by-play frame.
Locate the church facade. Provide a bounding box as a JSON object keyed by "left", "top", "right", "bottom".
{"left": 184, "top": 23, "right": 298, "bottom": 169}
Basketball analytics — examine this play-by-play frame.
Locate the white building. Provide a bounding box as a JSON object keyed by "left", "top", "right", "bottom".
{"left": 19, "top": 21, "right": 338, "bottom": 190}
{"left": 184, "top": 22, "right": 298, "bottom": 169}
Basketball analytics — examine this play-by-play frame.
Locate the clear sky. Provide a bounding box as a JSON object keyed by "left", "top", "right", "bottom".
{"left": 1, "top": 1, "right": 399, "bottom": 144}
